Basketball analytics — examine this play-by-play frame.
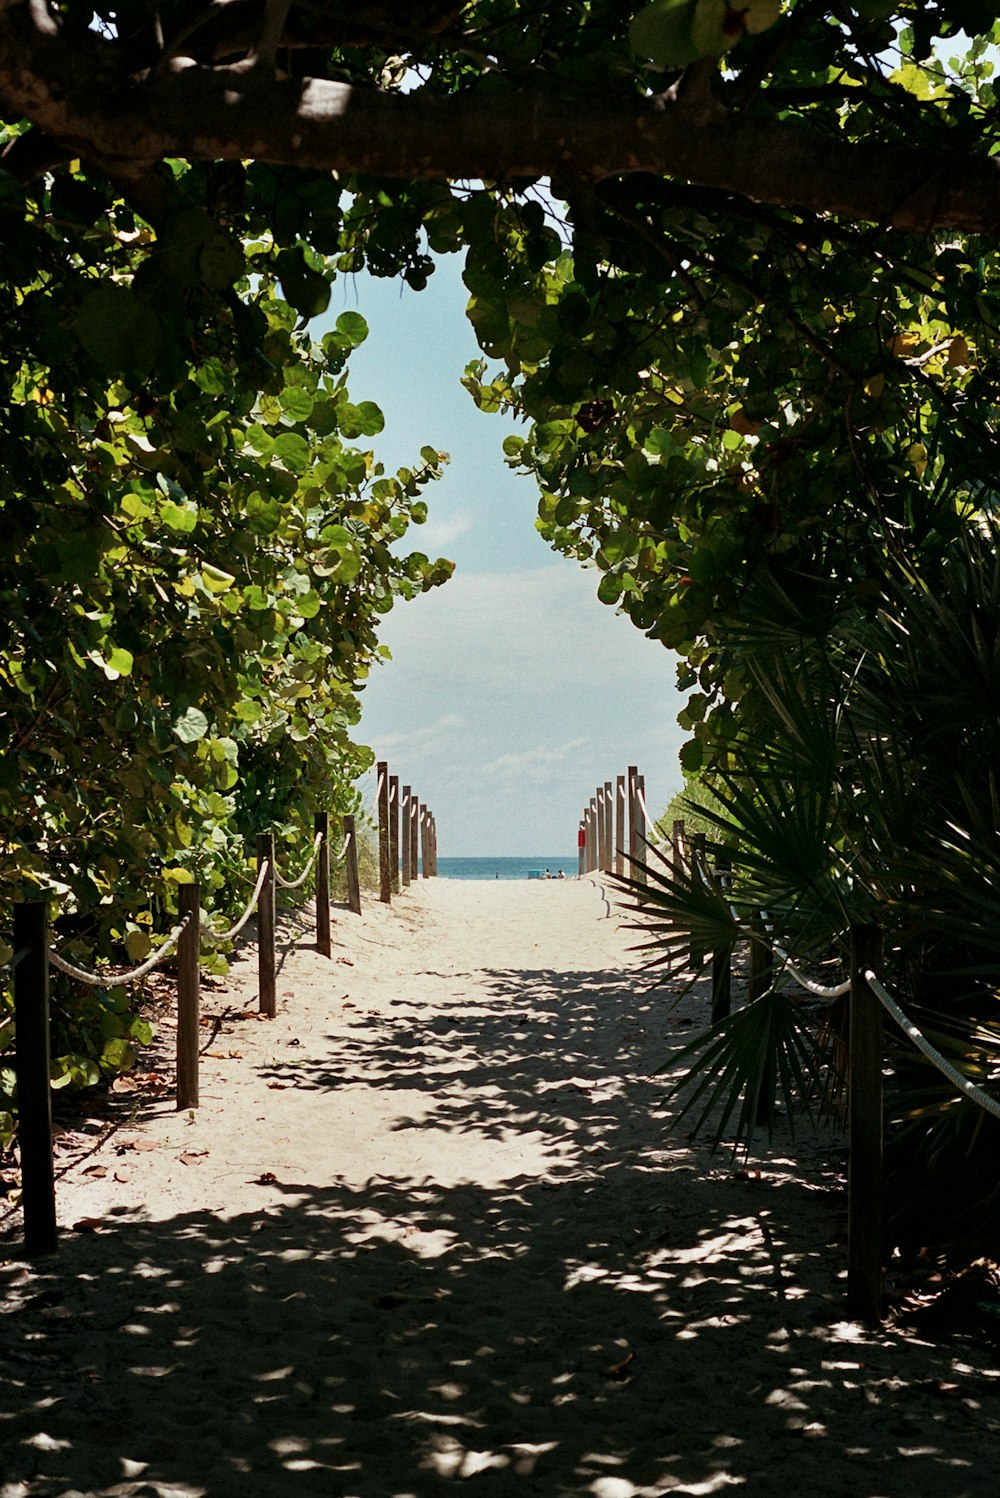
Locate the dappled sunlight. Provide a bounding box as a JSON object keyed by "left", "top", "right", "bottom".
{"left": 3, "top": 885, "right": 999, "bottom": 1496}
{"left": 4, "top": 1154, "right": 997, "bottom": 1495}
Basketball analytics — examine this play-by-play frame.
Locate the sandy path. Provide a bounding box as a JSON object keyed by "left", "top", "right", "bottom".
{"left": 1, "top": 878, "right": 998, "bottom": 1498}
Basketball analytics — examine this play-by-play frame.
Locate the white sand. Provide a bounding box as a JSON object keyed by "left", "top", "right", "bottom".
{"left": 2, "top": 876, "right": 998, "bottom": 1497}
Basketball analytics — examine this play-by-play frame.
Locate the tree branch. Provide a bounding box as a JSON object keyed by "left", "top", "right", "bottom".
{"left": 1, "top": 8, "right": 1000, "bottom": 234}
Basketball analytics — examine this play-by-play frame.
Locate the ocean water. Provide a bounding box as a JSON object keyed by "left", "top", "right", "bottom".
{"left": 436, "top": 856, "right": 579, "bottom": 881}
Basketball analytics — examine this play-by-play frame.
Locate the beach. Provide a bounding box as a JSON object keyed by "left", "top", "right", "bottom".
{"left": 2, "top": 876, "right": 998, "bottom": 1498}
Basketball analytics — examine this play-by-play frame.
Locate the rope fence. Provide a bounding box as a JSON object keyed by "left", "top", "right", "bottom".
{"left": 1, "top": 803, "right": 374, "bottom": 1257}
{"left": 204, "top": 861, "right": 272, "bottom": 947}
{"left": 273, "top": 830, "right": 325, "bottom": 890}
{"left": 5, "top": 764, "right": 440, "bottom": 1257}
{"left": 864, "top": 967, "right": 1000, "bottom": 1122}
{"left": 48, "top": 915, "right": 194, "bottom": 987}
{"left": 580, "top": 787, "right": 1000, "bottom": 1324}
{"left": 576, "top": 763, "right": 648, "bottom": 884}
{"left": 375, "top": 759, "right": 437, "bottom": 905}
{"left": 0, "top": 945, "right": 30, "bottom": 976}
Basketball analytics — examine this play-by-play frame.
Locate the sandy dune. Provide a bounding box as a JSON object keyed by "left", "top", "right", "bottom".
{"left": 1, "top": 876, "right": 998, "bottom": 1497}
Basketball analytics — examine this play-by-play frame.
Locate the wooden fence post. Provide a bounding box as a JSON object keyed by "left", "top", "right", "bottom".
{"left": 389, "top": 776, "right": 400, "bottom": 893}
{"left": 430, "top": 815, "right": 438, "bottom": 875}
{"left": 314, "top": 811, "right": 331, "bottom": 957}
{"left": 634, "top": 772, "right": 648, "bottom": 886}
{"left": 401, "top": 786, "right": 411, "bottom": 886}
{"left": 690, "top": 831, "right": 706, "bottom": 968}
{"left": 257, "top": 832, "right": 276, "bottom": 1018}
{"left": 848, "top": 922, "right": 884, "bottom": 1324}
{"left": 13, "top": 901, "right": 57, "bottom": 1256}
{"left": 748, "top": 915, "right": 772, "bottom": 1005}
{"left": 343, "top": 814, "right": 362, "bottom": 914}
{"left": 627, "top": 765, "right": 639, "bottom": 868}
{"left": 377, "top": 761, "right": 391, "bottom": 905}
{"left": 604, "top": 778, "right": 613, "bottom": 874}
{"left": 420, "top": 807, "right": 430, "bottom": 879}
{"left": 176, "top": 882, "right": 201, "bottom": 1109}
{"left": 410, "top": 797, "right": 420, "bottom": 880}
{"left": 672, "top": 818, "right": 686, "bottom": 875}
{"left": 596, "top": 785, "right": 607, "bottom": 870}
{"left": 710, "top": 857, "right": 732, "bottom": 1023}
{"left": 748, "top": 913, "right": 774, "bottom": 1125}
{"left": 615, "top": 774, "right": 626, "bottom": 876}
{"left": 587, "top": 798, "right": 598, "bottom": 873}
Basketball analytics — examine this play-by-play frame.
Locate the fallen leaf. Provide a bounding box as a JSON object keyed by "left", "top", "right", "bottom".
{"left": 373, "top": 1291, "right": 412, "bottom": 1309}
{"left": 73, "top": 1217, "right": 104, "bottom": 1233}
{"left": 337, "top": 957, "right": 354, "bottom": 966}
{"left": 178, "top": 1151, "right": 209, "bottom": 1166}
{"left": 113, "top": 1171, "right": 131, "bottom": 1184}
{"left": 603, "top": 1350, "right": 637, "bottom": 1381}
{"left": 111, "top": 1076, "right": 139, "bottom": 1094}
{"left": 227, "top": 1050, "right": 243, "bottom": 1059}
{"left": 254, "top": 1172, "right": 278, "bottom": 1185}
{"left": 82, "top": 1164, "right": 107, "bottom": 1178}
{"left": 288, "top": 1037, "right": 301, "bottom": 1047}
{"left": 282, "top": 990, "right": 295, "bottom": 998}
{"left": 267, "top": 1082, "right": 288, "bottom": 1091}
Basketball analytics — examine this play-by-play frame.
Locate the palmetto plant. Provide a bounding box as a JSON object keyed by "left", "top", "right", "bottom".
{"left": 619, "top": 516, "right": 1000, "bottom": 1242}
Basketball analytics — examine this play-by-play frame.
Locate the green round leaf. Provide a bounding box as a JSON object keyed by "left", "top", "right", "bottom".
{"left": 173, "top": 707, "right": 209, "bottom": 744}
{"left": 272, "top": 432, "right": 311, "bottom": 472}
{"left": 335, "top": 311, "right": 369, "bottom": 347}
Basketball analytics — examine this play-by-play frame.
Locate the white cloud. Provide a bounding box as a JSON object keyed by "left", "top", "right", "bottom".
{"left": 377, "top": 562, "right": 670, "bottom": 693}
{"left": 483, "top": 737, "right": 590, "bottom": 783}
{"left": 368, "top": 712, "right": 466, "bottom": 763}
{"left": 359, "top": 562, "right": 686, "bottom": 855}
{"left": 412, "top": 510, "right": 474, "bottom": 553}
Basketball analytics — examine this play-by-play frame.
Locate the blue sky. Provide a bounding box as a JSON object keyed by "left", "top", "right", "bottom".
{"left": 321, "top": 256, "right": 686, "bottom": 857}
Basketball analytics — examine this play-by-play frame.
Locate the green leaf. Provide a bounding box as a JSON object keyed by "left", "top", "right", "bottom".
{"left": 280, "top": 386, "right": 314, "bottom": 422}
{"left": 104, "top": 646, "right": 134, "bottom": 679}
{"left": 124, "top": 927, "right": 152, "bottom": 961}
{"left": 277, "top": 247, "right": 331, "bottom": 318}
{"left": 76, "top": 284, "right": 161, "bottom": 378}
{"left": 272, "top": 432, "right": 311, "bottom": 472}
{"left": 335, "top": 311, "right": 369, "bottom": 347}
{"left": 173, "top": 707, "right": 209, "bottom": 743}
{"left": 160, "top": 499, "right": 199, "bottom": 533}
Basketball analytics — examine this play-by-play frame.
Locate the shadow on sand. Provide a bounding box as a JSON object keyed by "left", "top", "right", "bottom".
{"left": 2, "top": 954, "right": 997, "bottom": 1497}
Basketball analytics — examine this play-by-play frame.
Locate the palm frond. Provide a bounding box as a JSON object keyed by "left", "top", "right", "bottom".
{"left": 654, "top": 988, "right": 827, "bottom": 1151}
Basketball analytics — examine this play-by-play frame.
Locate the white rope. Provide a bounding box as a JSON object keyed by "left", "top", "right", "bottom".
{"left": 332, "top": 830, "right": 351, "bottom": 863}
{"left": 635, "top": 784, "right": 651, "bottom": 828}
{"left": 273, "top": 830, "right": 324, "bottom": 890}
{"left": 865, "top": 968, "right": 1000, "bottom": 1121}
{"left": 203, "top": 860, "right": 271, "bottom": 946}
{"left": 0, "top": 945, "right": 30, "bottom": 976}
{"left": 756, "top": 909, "right": 849, "bottom": 1000}
{"left": 375, "top": 770, "right": 385, "bottom": 800}
{"left": 389, "top": 782, "right": 396, "bottom": 805}
{"left": 49, "top": 914, "right": 193, "bottom": 987}
{"left": 776, "top": 952, "right": 850, "bottom": 1000}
